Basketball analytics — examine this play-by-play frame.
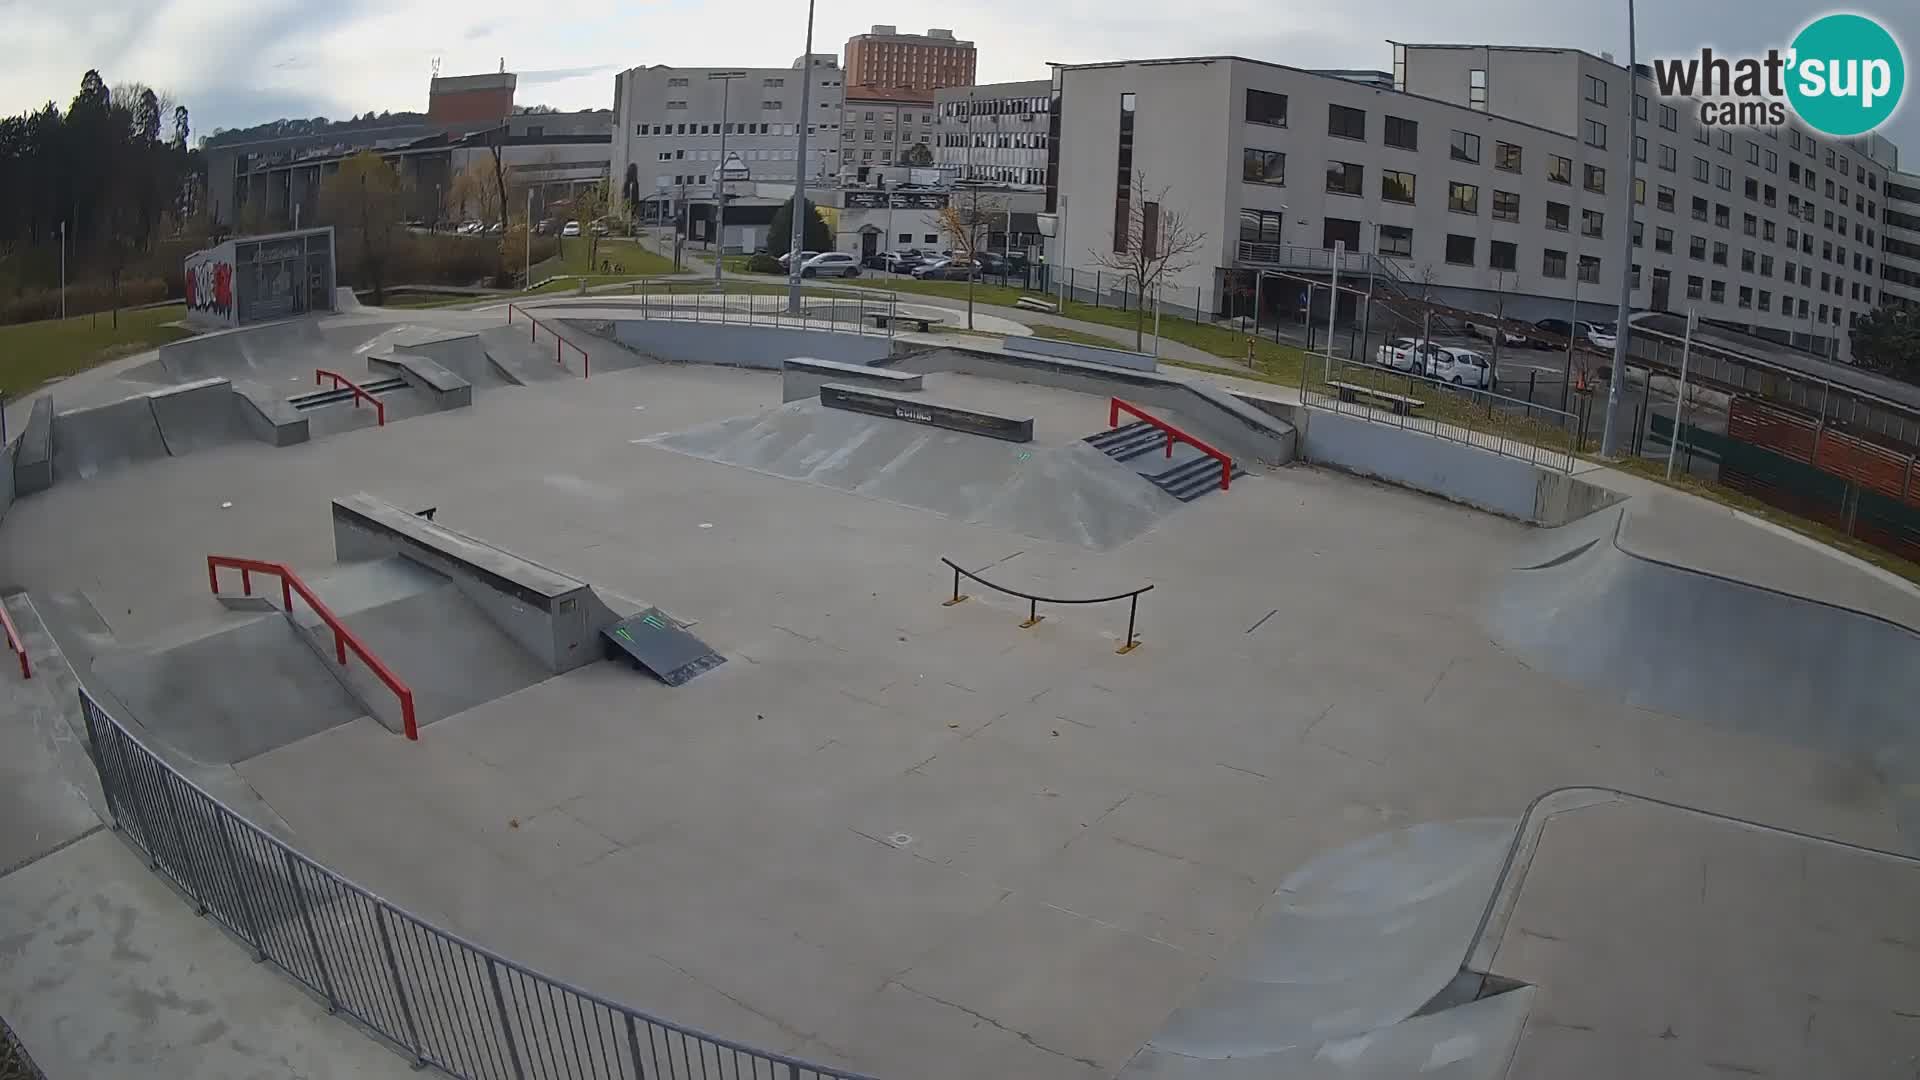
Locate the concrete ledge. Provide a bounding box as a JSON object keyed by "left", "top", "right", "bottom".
{"left": 15, "top": 397, "right": 53, "bottom": 495}
{"left": 819, "top": 383, "right": 1034, "bottom": 442}
{"left": 147, "top": 378, "right": 246, "bottom": 456}
{"left": 231, "top": 381, "right": 310, "bottom": 447}
{"left": 781, "top": 357, "right": 922, "bottom": 402}
{"left": 370, "top": 353, "right": 473, "bottom": 411}
{"left": 889, "top": 346, "right": 1296, "bottom": 465}
{"left": 1003, "top": 334, "right": 1156, "bottom": 372}
{"left": 583, "top": 319, "right": 894, "bottom": 370}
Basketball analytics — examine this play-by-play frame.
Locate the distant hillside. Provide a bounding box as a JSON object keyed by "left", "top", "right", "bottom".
{"left": 205, "top": 112, "right": 429, "bottom": 148}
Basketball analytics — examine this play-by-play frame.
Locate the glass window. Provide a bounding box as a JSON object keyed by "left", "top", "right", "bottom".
{"left": 1758, "top": 290, "right": 1771, "bottom": 311}
{"left": 1659, "top": 103, "right": 1678, "bottom": 130}
{"left": 1543, "top": 249, "right": 1568, "bottom": 278}
{"left": 1635, "top": 94, "right": 1648, "bottom": 120}
{"left": 1468, "top": 69, "right": 1487, "bottom": 111}
{"left": 1711, "top": 280, "right": 1727, "bottom": 303}
{"left": 1657, "top": 186, "right": 1676, "bottom": 212}
{"left": 1546, "top": 201, "right": 1570, "bottom": 231}
{"left": 1492, "top": 190, "right": 1520, "bottom": 221}
{"left": 1381, "top": 169, "right": 1416, "bottom": 203}
{"left": 1634, "top": 178, "right": 1646, "bottom": 205}
{"left": 1694, "top": 157, "right": 1711, "bottom": 182}
{"left": 1717, "top": 129, "right": 1733, "bottom": 153}
{"left": 1716, "top": 166, "right": 1732, "bottom": 190}
{"left": 1659, "top": 144, "right": 1677, "bottom": 171}
{"left": 1325, "top": 160, "right": 1364, "bottom": 196}
{"left": 1746, "top": 142, "right": 1761, "bottom": 165}
{"left": 1495, "top": 141, "right": 1521, "bottom": 172}
{"left": 1582, "top": 208, "right": 1605, "bottom": 238}
{"left": 1743, "top": 213, "right": 1758, "bottom": 236}
{"left": 1242, "top": 148, "right": 1285, "bottom": 186}
{"left": 1446, "top": 233, "right": 1476, "bottom": 264}
{"left": 1385, "top": 115, "right": 1418, "bottom": 150}
{"left": 1692, "top": 196, "right": 1709, "bottom": 221}
{"left": 1448, "top": 181, "right": 1480, "bottom": 214}
{"left": 1548, "top": 155, "right": 1572, "bottom": 184}
{"left": 1245, "top": 88, "right": 1288, "bottom": 127}
{"left": 1632, "top": 220, "right": 1644, "bottom": 247}
{"left": 1328, "top": 104, "right": 1367, "bottom": 140}
{"left": 1687, "top": 274, "right": 1704, "bottom": 299}
{"left": 1655, "top": 227, "right": 1674, "bottom": 252}
{"left": 1738, "top": 285, "right": 1754, "bottom": 308}
{"left": 1584, "top": 74, "right": 1608, "bottom": 104}
{"left": 1584, "top": 118, "right": 1606, "bottom": 148}
{"left": 1585, "top": 164, "right": 1606, "bottom": 194}
{"left": 1715, "top": 204, "right": 1730, "bottom": 228}
{"left": 1741, "top": 248, "right": 1756, "bottom": 271}
{"left": 1634, "top": 135, "right": 1647, "bottom": 163}
{"left": 1238, "top": 208, "right": 1285, "bottom": 244}
{"left": 1765, "top": 149, "right": 1778, "bottom": 172}
{"left": 1378, "top": 224, "right": 1413, "bottom": 257}
{"left": 1578, "top": 255, "right": 1601, "bottom": 284}
{"left": 1451, "top": 130, "right": 1481, "bottom": 163}
{"left": 1490, "top": 240, "right": 1517, "bottom": 270}
{"left": 1690, "top": 234, "right": 1707, "bottom": 260}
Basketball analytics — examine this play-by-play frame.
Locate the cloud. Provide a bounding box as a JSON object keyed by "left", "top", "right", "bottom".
{"left": 516, "top": 65, "right": 617, "bottom": 86}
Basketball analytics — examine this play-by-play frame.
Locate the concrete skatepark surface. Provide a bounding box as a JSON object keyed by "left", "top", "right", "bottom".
{"left": 3, "top": 300, "right": 1919, "bottom": 1079}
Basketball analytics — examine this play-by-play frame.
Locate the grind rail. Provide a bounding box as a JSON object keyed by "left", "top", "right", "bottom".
{"left": 1109, "top": 398, "right": 1234, "bottom": 492}
{"left": 941, "top": 557, "right": 1154, "bottom": 654}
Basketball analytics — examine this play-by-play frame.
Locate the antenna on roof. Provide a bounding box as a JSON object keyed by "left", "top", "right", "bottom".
{"left": 499, "top": 57, "right": 506, "bottom": 74}
{"left": 431, "top": 57, "right": 441, "bottom": 77}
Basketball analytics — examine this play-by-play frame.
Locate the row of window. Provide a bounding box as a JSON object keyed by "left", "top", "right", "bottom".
{"left": 849, "top": 110, "right": 936, "bottom": 124}
{"left": 848, "top": 127, "right": 931, "bottom": 143}
{"left": 665, "top": 76, "right": 789, "bottom": 89}
{"left": 636, "top": 122, "right": 806, "bottom": 137}
{"left": 657, "top": 148, "right": 802, "bottom": 162}
{"left": 935, "top": 132, "right": 1047, "bottom": 149}
{"left": 940, "top": 96, "right": 1048, "bottom": 117}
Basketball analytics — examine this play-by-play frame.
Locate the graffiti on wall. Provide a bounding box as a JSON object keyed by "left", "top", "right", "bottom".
{"left": 185, "top": 256, "right": 235, "bottom": 323}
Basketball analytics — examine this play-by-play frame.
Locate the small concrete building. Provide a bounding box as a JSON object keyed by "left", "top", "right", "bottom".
{"left": 183, "top": 227, "right": 337, "bottom": 328}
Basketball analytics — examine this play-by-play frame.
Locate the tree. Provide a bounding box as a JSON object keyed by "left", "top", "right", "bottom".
{"left": 172, "top": 105, "right": 189, "bottom": 149}
{"left": 445, "top": 160, "right": 501, "bottom": 225}
{"left": 319, "top": 151, "right": 409, "bottom": 304}
{"left": 483, "top": 125, "right": 511, "bottom": 235}
{"left": 1850, "top": 306, "right": 1920, "bottom": 383}
{"left": 902, "top": 142, "right": 933, "bottom": 167}
{"left": 766, "top": 197, "right": 830, "bottom": 258}
{"left": 1087, "top": 170, "right": 1208, "bottom": 350}
{"left": 937, "top": 187, "right": 1007, "bottom": 329}
{"left": 573, "top": 179, "right": 609, "bottom": 269}
{"left": 621, "top": 163, "right": 641, "bottom": 216}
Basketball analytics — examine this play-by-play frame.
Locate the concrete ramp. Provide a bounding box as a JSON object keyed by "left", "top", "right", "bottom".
{"left": 149, "top": 377, "right": 251, "bottom": 455}
{"left": 372, "top": 327, "right": 509, "bottom": 390}
{"left": 650, "top": 401, "right": 1182, "bottom": 549}
{"left": 51, "top": 392, "right": 171, "bottom": 482}
{"left": 477, "top": 325, "right": 577, "bottom": 385}
{"left": 154, "top": 318, "right": 333, "bottom": 383}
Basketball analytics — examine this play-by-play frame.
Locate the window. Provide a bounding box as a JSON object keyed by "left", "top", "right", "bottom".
{"left": 898, "top": 233, "right": 912, "bottom": 244}
{"left": 1659, "top": 145, "right": 1677, "bottom": 171}
{"left": 1632, "top": 220, "right": 1644, "bottom": 246}
{"left": 1746, "top": 141, "right": 1761, "bottom": 165}
{"left": 1469, "top": 69, "right": 1487, "bottom": 111}
{"left": 1384, "top": 115, "right": 1418, "bottom": 150}
{"left": 667, "top": 77, "right": 688, "bottom": 87}
{"left": 1717, "top": 130, "right": 1733, "bottom": 154}
{"left": 1745, "top": 177, "right": 1760, "bottom": 200}
{"left": 1113, "top": 92, "right": 1137, "bottom": 254}
{"left": 1741, "top": 249, "right": 1756, "bottom": 272}
{"left": 1758, "top": 290, "right": 1771, "bottom": 312}
{"left": 1495, "top": 141, "right": 1521, "bottom": 172}
{"left": 1239, "top": 208, "right": 1285, "bottom": 245}
{"left": 1687, "top": 275, "right": 1704, "bottom": 300}
{"left": 1583, "top": 208, "right": 1605, "bottom": 238}
{"left": 1659, "top": 103, "right": 1678, "bottom": 130}
{"left": 1448, "top": 181, "right": 1480, "bottom": 214}
{"left": 1325, "top": 160, "right": 1364, "bottom": 196}
{"left": 1790, "top": 161, "right": 1802, "bottom": 181}
{"left": 1696, "top": 126, "right": 1711, "bottom": 145}
{"left": 1765, "top": 149, "right": 1778, "bottom": 172}
{"left": 1760, "top": 254, "right": 1774, "bottom": 276}
{"left": 1635, "top": 94, "right": 1649, "bottom": 120}
{"left": 1245, "top": 88, "right": 1288, "bottom": 127}
{"left": 1657, "top": 186, "right": 1676, "bottom": 212}
{"left": 1446, "top": 234, "right": 1476, "bottom": 264}
{"left": 1328, "top": 104, "right": 1367, "bottom": 140}
{"left": 1632, "top": 264, "right": 1643, "bottom": 288}
{"left": 1585, "top": 164, "right": 1606, "bottom": 194}
{"left": 1378, "top": 224, "right": 1413, "bottom": 257}
{"left": 1584, "top": 118, "right": 1607, "bottom": 148}
{"left": 1492, "top": 190, "right": 1520, "bottom": 221}
{"left": 1635, "top": 136, "right": 1647, "bottom": 163}
{"left": 1712, "top": 241, "right": 1728, "bottom": 265}
{"left": 1635, "top": 178, "right": 1646, "bottom": 205}
{"left": 1739, "top": 286, "right": 1753, "bottom": 308}
{"left": 1692, "top": 196, "right": 1709, "bottom": 221}
{"left": 1546, "top": 201, "right": 1570, "bottom": 231}
{"left": 1584, "top": 74, "right": 1608, "bottom": 104}
{"left": 1764, "top": 184, "right": 1777, "bottom": 207}
{"left": 925, "top": 234, "right": 939, "bottom": 244}
{"left": 1243, "top": 148, "right": 1285, "bottom": 186}
{"left": 1711, "top": 280, "right": 1727, "bottom": 302}
{"left": 1548, "top": 155, "right": 1572, "bottom": 184}
{"left": 1655, "top": 227, "right": 1674, "bottom": 252}
{"left": 1715, "top": 204, "right": 1730, "bottom": 228}
{"left": 1451, "top": 130, "right": 1481, "bottom": 163}
{"left": 1744, "top": 213, "right": 1758, "bottom": 236}
{"left": 1543, "top": 248, "right": 1568, "bottom": 278}
{"left": 1694, "top": 157, "right": 1711, "bottom": 182}
{"left": 1490, "top": 240, "right": 1517, "bottom": 270}
{"left": 1381, "top": 169, "right": 1416, "bottom": 203}
{"left": 1690, "top": 234, "right": 1707, "bottom": 260}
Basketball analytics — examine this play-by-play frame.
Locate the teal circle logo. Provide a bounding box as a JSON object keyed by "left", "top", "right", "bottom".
{"left": 1786, "top": 13, "right": 1905, "bottom": 136}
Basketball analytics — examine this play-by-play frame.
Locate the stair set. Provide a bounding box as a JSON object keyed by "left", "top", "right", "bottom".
{"left": 1086, "top": 421, "right": 1246, "bottom": 502}
{"left": 287, "top": 375, "right": 410, "bottom": 412}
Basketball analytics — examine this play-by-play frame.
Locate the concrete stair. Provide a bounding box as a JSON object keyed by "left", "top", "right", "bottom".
{"left": 1085, "top": 421, "right": 1246, "bottom": 502}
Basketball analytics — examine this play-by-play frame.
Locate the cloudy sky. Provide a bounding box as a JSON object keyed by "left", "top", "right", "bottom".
{"left": 5, "top": 0, "right": 1915, "bottom": 153}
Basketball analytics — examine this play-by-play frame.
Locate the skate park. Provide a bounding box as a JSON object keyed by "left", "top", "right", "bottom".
{"left": 3, "top": 293, "right": 1918, "bottom": 1080}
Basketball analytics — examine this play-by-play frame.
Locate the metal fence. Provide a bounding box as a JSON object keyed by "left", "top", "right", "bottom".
{"left": 77, "top": 687, "right": 876, "bottom": 1080}
{"left": 1300, "top": 354, "right": 1581, "bottom": 472}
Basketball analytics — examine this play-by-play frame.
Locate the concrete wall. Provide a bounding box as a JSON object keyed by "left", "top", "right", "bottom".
{"left": 232, "top": 382, "right": 310, "bottom": 447}
{"left": 369, "top": 354, "right": 473, "bottom": 411}
{"left": 14, "top": 398, "right": 52, "bottom": 496}
{"left": 593, "top": 319, "right": 896, "bottom": 369}
{"left": 184, "top": 239, "right": 239, "bottom": 329}
{"left": 781, "top": 357, "right": 922, "bottom": 402}
{"left": 1298, "top": 408, "right": 1620, "bottom": 524}
{"left": 890, "top": 346, "right": 1297, "bottom": 465}
{"left": 1003, "top": 335, "right": 1156, "bottom": 372}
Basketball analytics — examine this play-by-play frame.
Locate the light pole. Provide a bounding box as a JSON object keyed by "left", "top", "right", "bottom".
{"left": 785, "top": 0, "right": 817, "bottom": 313}
{"left": 709, "top": 71, "right": 746, "bottom": 290}
{"left": 1599, "top": 0, "right": 1639, "bottom": 456}
{"left": 525, "top": 187, "right": 534, "bottom": 288}
{"left": 60, "top": 220, "right": 67, "bottom": 320}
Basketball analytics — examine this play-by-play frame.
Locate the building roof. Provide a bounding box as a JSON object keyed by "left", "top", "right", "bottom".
{"left": 844, "top": 85, "right": 936, "bottom": 105}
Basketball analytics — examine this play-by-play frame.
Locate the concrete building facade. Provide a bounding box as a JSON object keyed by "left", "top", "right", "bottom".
{"left": 841, "top": 86, "right": 937, "bottom": 180}
{"left": 843, "top": 26, "right": 975, "bottom": 91}
{"left": 428, "top": 73, "right": 517, "bottom": 128}
{"left": 1047, "top": 46, "right": 1900, "bottom": 362}
{"left": 936, "top": 80, "right": 1051, "bottom": 189}
{"left": 1883, "top": 170, "right": 1920, "bottom": 312}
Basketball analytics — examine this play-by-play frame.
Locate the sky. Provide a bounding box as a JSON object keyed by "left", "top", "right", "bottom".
{"left": 4, "top": 0, "right": 1915, "bottom": 157}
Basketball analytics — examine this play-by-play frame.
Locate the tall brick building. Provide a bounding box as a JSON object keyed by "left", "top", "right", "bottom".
{"left": 842, "top": 26, "right": 976, "bottom": 91}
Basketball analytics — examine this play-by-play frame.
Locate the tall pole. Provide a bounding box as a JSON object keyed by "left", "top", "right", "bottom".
{"left": 1599, "top": 0, "right": 1639, "bottom": 456}
{"left": 710, "top": 71, "right": 743, "bottom": 290}
{"left": 1564, "top": 263, "right": 1582, "bottom": 399}
{"left": 965, "top": 89, "right": 976, "bottom": 330}
{"left": 1666, "top": 307, "right": 1696, "bottom": 479}
{"left": 60, "top": 221, "right": 67, "bottom": 320}
{"left": 1328, "top": 240, "right": 1343, "bottom": 359}
{"left": 526, "top": 187, "right": 534, "bottom": 287}
{"left": 785, "top": 0, "right": 817, "bottom": 314}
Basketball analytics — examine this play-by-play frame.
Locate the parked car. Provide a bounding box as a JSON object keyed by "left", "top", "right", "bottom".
{"left": 1532, "top": 318, "right": 1611, "bottom": 349}
{"left": 1374, "top": 337, "right": 1442, "bottom": 371}
{"left": 561, "top": 220, "right": 582, "bottom": 237}
{"left": 800, "top": 252, "right": 861, "bottom": 278}
{"left": 1586, "top": 322, "right": 1618, "bottom": 349}
{"left": 862, "top": 251, "right": 923, "bottom": 273}
{"left": 1468, "top": 319, "right": 1531, "bottom": 347}
{"left": 591, "top": 220, "right": 611, "bottom": 236}
{"left": 912, "top": 258, "right": 979, "bottom": 281}
{"left": 777, "top": 249, "right": 823, "bottom": 268}
{"left": 486, "top": 221, "right": 506, "bottom": 235}
{"left": 1428, "top": 346, "right": 1492, "bottom": 387}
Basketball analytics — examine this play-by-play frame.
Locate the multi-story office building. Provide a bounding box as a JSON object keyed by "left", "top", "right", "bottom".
{"left": 841, "top": 86, "right": 936, "bottom": 179}
{"left": 1047, "top": 44, "right": 1903, "bottom": 362}
{"left": 935, "top": 80, "right": 1052, "bottom": 189}
{"left": 1883, "top": 169, "right": 1920, "bottom": 312}
{"left": 843, "top": 26, "right": 975, "bottom": 91}
{"left": 610, "top": 56, "right": 845, "bottom": 226}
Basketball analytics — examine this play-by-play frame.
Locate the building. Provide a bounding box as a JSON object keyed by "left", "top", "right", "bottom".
{"left": 841, "top": 86, "right": 937, "bottom": 180}
{"left": 935, "top": 80, "right": 1051, "bottom": 188}
{"left": 1882, "top": 169, "right": 1920, "bottom": 311}
{"left": 428, "top": 72, "right": 517, "bottom": 128}
{"left": 1047, "top": 45, "right": 1901, "bottom": 362}
{"left": 843, "top": 26, "right": 975, "bottom": 91}
{"left": 610, "top": 57, "right": 845, "bottom": 239}
{"left": 184, "top": 227, "right": 337, "bottom": 328}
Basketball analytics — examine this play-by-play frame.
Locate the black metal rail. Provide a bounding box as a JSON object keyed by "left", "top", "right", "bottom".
{"left": 940, "top": 557, "right": 1154, "bottom": 654}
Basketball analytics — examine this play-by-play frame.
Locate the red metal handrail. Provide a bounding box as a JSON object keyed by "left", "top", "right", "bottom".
{"left": 507, "top": 303, "right": 591, "bottom": 378}
{"left": 1109, "top": 397, "right": 1234, "bottom": 492}
{"left": 207, "top": 556, "right": 418, "bottom": 740}
{"left": 315, "top": 369, "right": 386, "bottom": 426}
{"left": 1, "top": 598, "right": 29, "bottom": 679}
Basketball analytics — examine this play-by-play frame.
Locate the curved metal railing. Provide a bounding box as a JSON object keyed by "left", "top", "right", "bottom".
{"left": 939, "top": 557, "right": 1154, "bottom": 654}
{"left": 76, "top": 686, "right": 877, "bottom": 1080}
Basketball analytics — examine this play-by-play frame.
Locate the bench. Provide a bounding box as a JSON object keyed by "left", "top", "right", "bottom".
{"left": 864, "top": 312, "right": 938, "bottom": 333}
{"left": 1326, "top": 380, "right": 1426, "bottom": 415}
{"left": 1015, "top": 296, "right": 1059, "bottom": 314}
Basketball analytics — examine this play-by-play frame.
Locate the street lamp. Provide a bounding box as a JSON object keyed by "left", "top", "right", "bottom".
{"left": 1599, "top": 0, "right": 1639, "bottom": 456}
{"left": 709, "top": 71, "right": 747, "bottom": 291}
{"left": 786, "top": 0, "right": 818, "bottom": 314}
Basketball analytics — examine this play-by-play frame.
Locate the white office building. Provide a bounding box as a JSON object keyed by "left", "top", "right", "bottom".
{"left": 1883, "top": 169, "right": 1920, "bottom": 311}
{"left": 935, "top": 80, "right": 1052, "bottom": 188}
{"left": 1047, "top": 45, "right": 1905, "bottom": 362}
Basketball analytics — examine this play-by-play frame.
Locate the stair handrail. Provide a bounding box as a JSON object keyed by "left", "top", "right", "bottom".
{"left": 206, "top": 555, "right": 418, "bottom": 739}
{"left": 314, "top": 369, "right": 387, "bottom": 426}
{"left": 1109, "top": 397, "right": 1233, "bottom": 492}
{"left": 1, "top": 598, "right": 29, "bottom": 679}
{"left": 507, "top": 303, "right": 591, "bottom": 378}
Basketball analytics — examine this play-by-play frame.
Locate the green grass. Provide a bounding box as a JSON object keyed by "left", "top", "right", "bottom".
{"left": 533, "top": 237, "right": 677, "bottom": 281}
{"left": 0, "top": 305, "right": 193, "bottom": 397}
{"left": 1029, "top": 325, "right": 1128, "bottom": 348}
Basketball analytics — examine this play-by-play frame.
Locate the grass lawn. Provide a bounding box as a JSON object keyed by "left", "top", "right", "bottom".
{"left": 534, "top": 237, "right": 676, "bottom": 281}
{"left": 0, "top": 305, "right": 193, "bottom": 398}
{"left": 1029, "top": 325, "right": 1128, "bottom": 348}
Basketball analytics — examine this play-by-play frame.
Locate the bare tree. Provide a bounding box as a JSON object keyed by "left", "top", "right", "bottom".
{"left": 936, "top": 186, "right": 1005, "bottom": 330}
{"left": 485, "top": 124, "right": 512, "bottom": 235}
{"left": 1087, "top": 170, "right": 1207, "bottom": 350}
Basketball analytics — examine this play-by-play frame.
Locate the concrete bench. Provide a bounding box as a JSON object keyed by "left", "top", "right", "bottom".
{"left": 1015, "top": 296, "right": 1059, "bottom": 314}
{"left": 1327, "top": 380, "right": 1426, "bottom": 416}
{"left": 864, "top": 311, "right": 938, "bottom": 333}
{"left": 781, "top": 357, "right": 922, "bottom": 402}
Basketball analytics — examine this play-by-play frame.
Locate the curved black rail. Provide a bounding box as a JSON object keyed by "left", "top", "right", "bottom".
{"left": 940, "top": 557, "right": 1154, "bottom": 653}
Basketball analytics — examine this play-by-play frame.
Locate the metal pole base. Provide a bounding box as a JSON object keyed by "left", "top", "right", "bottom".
{"left": 942, "top": 594, "right": 969, "bottom": 607}
{"left": 1115, "top": 640, "right": 1142, "bottom": 655}
{"left": 1019, "top": 615, "right": 1046, "bottom": 629}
